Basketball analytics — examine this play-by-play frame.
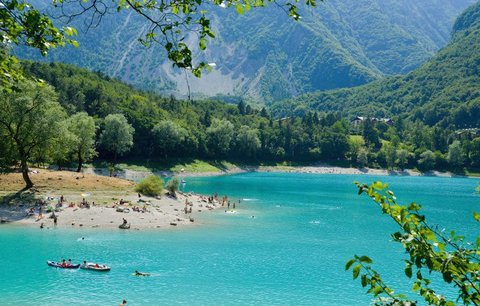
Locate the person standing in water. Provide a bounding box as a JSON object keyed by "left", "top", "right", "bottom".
{"left": 119, "top": 300, "right": 127, "bottom": 306}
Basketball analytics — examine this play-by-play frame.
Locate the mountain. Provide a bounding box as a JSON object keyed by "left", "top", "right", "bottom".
{"left": 16, "top": 0, "right": 474, "bottom": 103}
{"left": 269, "top": 1, "right": 480, "bottom": 129}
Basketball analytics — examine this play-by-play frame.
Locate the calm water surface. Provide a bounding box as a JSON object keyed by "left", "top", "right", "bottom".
{"left": 0, "top": 173, "right": 479, "bottom": 305}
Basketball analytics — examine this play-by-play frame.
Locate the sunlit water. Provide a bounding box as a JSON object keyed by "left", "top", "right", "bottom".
{"left": 0, "top": 173, "right": 479, "bottom": 305}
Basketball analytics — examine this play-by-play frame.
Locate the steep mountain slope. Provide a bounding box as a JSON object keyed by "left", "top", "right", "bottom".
{"left": 16, "top": 0, "right": 474, "bottom": 103}
{"left": 270, "top": 2, "right": 480, "bottom": 128}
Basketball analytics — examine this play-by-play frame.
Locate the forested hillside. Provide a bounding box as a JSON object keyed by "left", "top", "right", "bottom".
{"left": 270, "top": 1, "right": 480, "bottom": 129}
{"left": 14, "top": 58, "right": 480, "bottom": 176}
{"left": 15, "top": 0, "right": 474, "bottom": 103}
{"left": 2, "top": 1, "right": 480, "bottom": 186}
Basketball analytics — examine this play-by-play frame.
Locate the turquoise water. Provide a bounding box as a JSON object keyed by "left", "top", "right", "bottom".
{"left": 0, "top": 173, "right": 479, "bottom": 305}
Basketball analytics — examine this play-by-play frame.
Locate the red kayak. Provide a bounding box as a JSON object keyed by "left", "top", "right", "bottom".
{"left": 47, "top": 261, "right": 80, "bottom": 269}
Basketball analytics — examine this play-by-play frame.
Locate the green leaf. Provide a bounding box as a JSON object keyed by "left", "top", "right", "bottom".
{"left": 372, "top": 286, "right": 383, "bottom": 296}
{"left": 405, "top": 265, "right": 412, "bottom": 278}
{"left": 361, "top": 274, "right": 367, "bottom": 287}
{"left": 474, "top": 211, "right": 480, "bottom": 222}
{"left": 235, "top": 4, "right": 244, "bottom": 14}
{"left": 442, "top": 271, "right": 453, "bottom": 283}
{"left": 412, "top": 282, "right": 421, "bottom": 291}
{"left": 345, "top": 259, "right": 355, "bottom": 271}
{"left": 353, "top": 265, "right": 361, "bottom": 279}
{"left": 64, "top": 26, "right": 77, "bottom": 36}
{"left": 358, "top": 256, "right": 372, "bottom": 264}
{"left": 199, "top": 38, "right": 207, "bottom": 50}
{"left": 372, "top": 181, "right": 383, "bottom": 190}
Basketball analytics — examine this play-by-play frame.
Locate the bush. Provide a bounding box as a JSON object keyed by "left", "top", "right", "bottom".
{"left": 166, "top": 177, "right": 180, "bottom": 197}
{"left": 134, "top": 175, "right": 164, "bottom": 197}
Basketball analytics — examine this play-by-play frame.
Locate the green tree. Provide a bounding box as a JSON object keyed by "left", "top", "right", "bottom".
{"left": 151, "top": 120, "right": 187, "bottom": 159}
{"left": 418, "top": 150, "right": 436, "bottom": 171}
{"left": 99, "top": 114, "right": 134, "bottom": 162}
{"left": 347, "top": 136, "right": 365, "bottom": 162}
{"left": 469, "top": 138, "right": 480, "bottom": 167}
{"left": 67, "top": 112, "right": 97, "bottom": 172}
{"left": 383, "top": 144, "right": 396, "bottom": 170}
{"left": 347, "top": 182, "right": 479, "bottom": 305}
{"left": 357, "top": 148, "right": 369, "bottom": 167}
{"left": 0, "top": 2, "right": 76, "bottom": 86}
{"left": 447, "top": 140, "right": 465, "bottom": 168}
{"left": 166, "top": 177, "right": 180, "bottom": 198}
{"left": 395, "top": 149, "right": 409, "bottom": 170}
{"left": 362, "top": 119, "right": 381, "bottom": 150}
{"left": 235, "top": 125, "right": 261, "bottom": 159}
{"left": 45, "top": 121, "right": 76, "bottom": 169}
{"left": 0, "top": 80, "right": 67, "bottom": 188}
{"left": 206, "top": 119, "right": 234, "bottom": 156}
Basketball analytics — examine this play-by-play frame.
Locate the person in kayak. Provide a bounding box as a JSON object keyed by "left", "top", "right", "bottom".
{"left": 61, "top": 259, "right": 67, "bottom": 267}
{"left": 134, "top": 270, "right": 149, "bottom": 276}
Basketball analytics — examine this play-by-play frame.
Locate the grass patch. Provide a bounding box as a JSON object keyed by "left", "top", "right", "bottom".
{"left": 169, "top": 160, "right": 236, "bottom": 173}
{"left": 463, "top": 168, "right": 480, "bottom": 177}
{"left": 349, "top": 135, "right": 365, "bottom": 145}
{"left": 90, "top": 158, "right": 241, "bottom": 174}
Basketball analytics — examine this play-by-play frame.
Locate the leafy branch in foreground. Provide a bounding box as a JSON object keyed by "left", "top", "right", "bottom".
{"left": 346, "top": 181, "right": 480, "bottom": 305}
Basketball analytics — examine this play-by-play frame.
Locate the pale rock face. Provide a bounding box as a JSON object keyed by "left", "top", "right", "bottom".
{"left": 17, "top": 0, "right": 475, "bottom": 103}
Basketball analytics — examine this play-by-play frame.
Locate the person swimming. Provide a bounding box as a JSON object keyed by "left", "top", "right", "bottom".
{"left": 134, "top": 270, "right": 149, "bottom": 276}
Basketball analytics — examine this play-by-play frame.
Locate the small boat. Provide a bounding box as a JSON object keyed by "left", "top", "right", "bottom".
{"left": 47, "top": 261, "right": 80, "bottom": 269}
{"left": 81, "top": 263, "right": 111, "bottom": 272}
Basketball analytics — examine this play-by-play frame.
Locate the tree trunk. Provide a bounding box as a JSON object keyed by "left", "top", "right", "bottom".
{"left": 76, "top": 151, "right": 83, "bottom": 172}
{"left": 21, "top": 159, "right": 33, "bottom": 189}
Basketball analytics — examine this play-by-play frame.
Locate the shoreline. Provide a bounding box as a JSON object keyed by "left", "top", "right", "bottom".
{"left": 83, "top": 164, "right": 473, "bottom": 181}
{"left": 1, "top": 165, "right": 475, "bottom": 230}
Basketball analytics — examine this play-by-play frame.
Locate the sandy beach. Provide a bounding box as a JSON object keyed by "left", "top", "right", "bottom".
{"left": 0, "top": 170, "right": 228, "bottom": 230}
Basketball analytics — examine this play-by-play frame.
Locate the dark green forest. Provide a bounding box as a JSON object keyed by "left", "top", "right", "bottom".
{"left": 9, "top": 58, "right": 480, "bottom": 175}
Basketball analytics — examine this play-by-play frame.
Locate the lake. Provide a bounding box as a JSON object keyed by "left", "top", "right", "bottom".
{"left": 0, "top": 172, "right": 478, "bottom": 305}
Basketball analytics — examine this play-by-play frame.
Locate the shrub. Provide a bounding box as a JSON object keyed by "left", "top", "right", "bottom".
{"left": 166, "top": 177, "right": 180, "bottom": 197}
{"left": 134, "top": 175, "right": 164, "bottom": 197}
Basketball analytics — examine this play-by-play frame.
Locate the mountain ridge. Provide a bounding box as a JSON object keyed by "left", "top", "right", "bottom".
{"left": 15, "top": 0, "right": 475, "bottom": 103}
{"left": 269, "top": 1, "right": 480, "bottom": 128}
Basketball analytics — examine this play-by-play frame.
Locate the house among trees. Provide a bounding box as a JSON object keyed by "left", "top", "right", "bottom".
{"left": 455, "top": 128, "right": 480, "bottom": 137}
{"left": 351, "top": 116, "right": 394, "bottom": 126}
